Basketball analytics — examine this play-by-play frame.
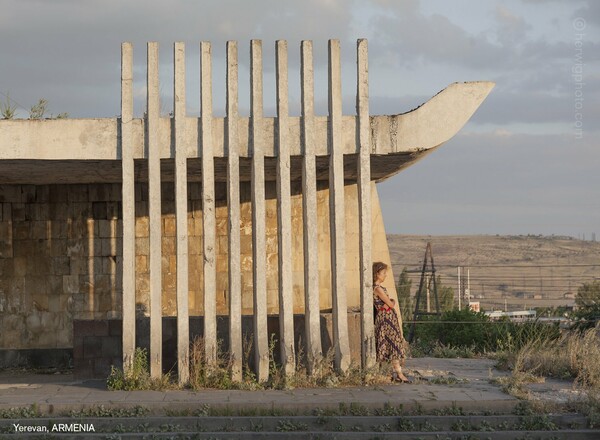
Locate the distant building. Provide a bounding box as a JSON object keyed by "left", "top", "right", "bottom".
{"left": 468, "top": 302, "right": 480, "bottom": 312}
{"left": 486, "top": 310, "right": 537, "bottom": 321}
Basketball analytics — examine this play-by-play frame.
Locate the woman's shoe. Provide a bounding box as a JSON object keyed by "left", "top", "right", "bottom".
{"left": 391, "top": 371, "right": 412, "bottom": 384}
{"left": 391, "top": 371, "right": 400, "bottom": 382}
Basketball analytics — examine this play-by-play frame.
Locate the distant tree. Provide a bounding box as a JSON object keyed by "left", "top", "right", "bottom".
{"left": 575, "top": 281, "right": 600, "bottom": 309}
{"left": 397, "top": 267, "right": 413, "bottom": 322}
{"left": 572, "top": 281, "right": 600, "bottom": 330}
{"left": 436, "top": 275, "right": 455, "bottom": 312}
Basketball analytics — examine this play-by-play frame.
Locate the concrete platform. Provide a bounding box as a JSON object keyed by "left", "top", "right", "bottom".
{"left": 0, "top": 358, "right": 520, "bottom": 416}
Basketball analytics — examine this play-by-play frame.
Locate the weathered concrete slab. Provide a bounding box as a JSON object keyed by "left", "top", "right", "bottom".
{"left": 0, "top": 81, "right": 494, "bottom": 160}
{"left": 0, "top": 358, "right": 519, "bottom": 415}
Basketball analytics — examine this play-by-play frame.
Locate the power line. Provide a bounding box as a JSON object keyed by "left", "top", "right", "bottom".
{"left": 408, "top": 276, "right": 598, "bottom": 281}
{"left": 397, "top": 263, "right": 600, "bottom": 268}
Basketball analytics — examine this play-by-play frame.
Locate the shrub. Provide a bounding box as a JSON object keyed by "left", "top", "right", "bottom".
{"left": 410, "top": 308, "right": 560, "bottom": 356}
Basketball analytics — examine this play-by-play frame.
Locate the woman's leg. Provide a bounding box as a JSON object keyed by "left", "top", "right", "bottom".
{"left": 392, "top": 359, "right": 409, "bottom": 381}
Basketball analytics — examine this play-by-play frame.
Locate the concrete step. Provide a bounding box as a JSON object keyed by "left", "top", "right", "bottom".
{"left": 2, "top": 414, "right": 599, "bottom": 439}
{"left": 4, "top": 430, "right": 600, "bottom": 439}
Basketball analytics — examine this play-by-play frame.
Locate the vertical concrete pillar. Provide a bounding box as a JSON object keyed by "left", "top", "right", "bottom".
{"left": 328, "top": 39, "right": 351, "bottom": 373}
{"left": 147, "top": 42, "right": 163, "bottom": 378}
{"left": 120, "top": 42, "right": 136, "bottom": 372}
{"left": 275, "top": 40, "right": 295, "bottom": 376}
{"left": 226, "top": 40, "right": 243, "bottom": 382}
{"left": 200, "top": 41, "right": 217, "bottom": 366}
{"left": 250, "top": 40, "right": 269, "bottom": 382}
{"left": 356, "top": 39, "right": 375, "bottom": 369}
{"left": 300, "top": 40, "right": 322, "bottom": 373}
{"left": 174, "top": 42, "right": 190, "bottom": 384}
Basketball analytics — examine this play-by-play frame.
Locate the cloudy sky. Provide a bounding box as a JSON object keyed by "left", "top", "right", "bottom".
{"left": 1, "top": 0, "right": 598, "bottom": 237}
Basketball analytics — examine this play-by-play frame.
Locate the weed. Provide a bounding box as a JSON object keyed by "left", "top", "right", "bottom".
{"left": 451, "top": 419, "right": 469, "bottom": 431}
{"left": 374, "top": 403, "right": 405, "bottom": 416}
{"left": 517, "top": 414, "right": 558, "bottom": 431}
{"left": 189, "top": 336, "right": 238, "bottom": 390}
{"left": 1, "top": 93, "right": 17, "bottom": 119}
{"left": 68, "top": 405, "right": 149, "bottom": 418}
{"left": 477, "top": 421, "right": 495, "bottom": 431}
{"left": 107, "top": 348, "right": 174, "bottom": 391}
{"left": 250, "top": 420, "right": 263, "bottom": 431}
{"left": 371, "top": 423, "right": 392, "bottom": 432}
{"left": 421, "top": 420, "right": 437, "bottom": 431}
{"left": 29, "top": 99, "right": 48, "bottom": 119}
{"left": 0, "top": 404, "right": 39, "bottom": 419}
{"left": 276, "top": 419, "right": 308, "bottom": 432}
{"left": 432, "top": 404, "right": 464, "bottom": 416}
{"left": 429, "top": 375, "right": 469, "bottom": 385}
{"left": 431, "top": 342, "right": 477, "bottom": 359}
{"left": 397, "top": 418, "right": 415, "bottom": 431}
{"left": 343, "top": 402, "right": 371, "bottom": 416}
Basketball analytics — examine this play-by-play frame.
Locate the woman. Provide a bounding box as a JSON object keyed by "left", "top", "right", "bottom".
{"left": 373, "top": 261, "right": 410, "bottom": 383}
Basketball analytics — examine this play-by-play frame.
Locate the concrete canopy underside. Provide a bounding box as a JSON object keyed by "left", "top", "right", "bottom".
{"left": 0, "top": 152, "right": 431, "bottom": 185}
{"left": 0, "top": 81, "right": 494, "bottom": 186}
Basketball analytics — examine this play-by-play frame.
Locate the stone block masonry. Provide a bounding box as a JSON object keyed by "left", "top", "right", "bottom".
{"left": 0, "top": 180, "right": 396, "bottom": 353}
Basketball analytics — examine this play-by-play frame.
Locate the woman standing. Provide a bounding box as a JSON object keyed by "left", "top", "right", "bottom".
{"left": 373, "top": 261, "right": 410, "bottom": 383}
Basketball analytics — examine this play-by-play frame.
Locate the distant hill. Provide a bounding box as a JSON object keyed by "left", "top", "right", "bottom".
{"left": 386, "top": 234, "right": 600, "bottom": 312}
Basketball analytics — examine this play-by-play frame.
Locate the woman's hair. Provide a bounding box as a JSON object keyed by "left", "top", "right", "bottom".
{"left": 372, "top": 261, "right": 388, "bottom": 283}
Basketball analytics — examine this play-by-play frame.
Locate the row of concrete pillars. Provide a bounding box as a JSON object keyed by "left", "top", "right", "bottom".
{"left": 120, "top": 39, "right": 376, "bottom": 383}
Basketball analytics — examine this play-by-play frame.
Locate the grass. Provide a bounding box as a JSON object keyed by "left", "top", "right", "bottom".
{"left": 488, "top": 327, "right": 600, "bottom": 412}
{"left": 186, "top": 333, "right": 394, "bottom": 391}
{"left": 106, "top": 347, "right": 176, "bottom": 391}
{"left": 493, "top": 328, "right": 600, "bottom": 387}
{"left": 106, "top": 333, "right": 394, "bottom": 392}
{"left": 0, "top": 404, "right": 39, "bottom": 419}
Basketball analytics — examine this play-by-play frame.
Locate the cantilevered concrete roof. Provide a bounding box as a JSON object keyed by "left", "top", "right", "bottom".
{"left": 0, "top": 81, "right": 493, "bottom": 184}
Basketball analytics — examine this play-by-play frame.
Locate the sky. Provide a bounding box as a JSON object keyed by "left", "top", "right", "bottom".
{"left": 0, "top": 0, "right": 598, "bottom": 237}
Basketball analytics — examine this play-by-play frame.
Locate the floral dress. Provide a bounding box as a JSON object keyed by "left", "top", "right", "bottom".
{"left": 373, "top": 284, "right": 406, "bottom": 363}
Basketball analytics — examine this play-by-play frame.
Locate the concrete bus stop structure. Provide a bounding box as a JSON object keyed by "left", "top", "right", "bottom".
{"left": 0, "top": 39, "right": 493, "bottom": 383}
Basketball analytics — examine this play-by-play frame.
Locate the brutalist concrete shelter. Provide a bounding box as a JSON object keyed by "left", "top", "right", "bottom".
{"left": 0, "top": 39, "right": 493, "bottom": 381}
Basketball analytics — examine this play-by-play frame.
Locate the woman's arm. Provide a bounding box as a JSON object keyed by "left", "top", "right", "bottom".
{"left": 374, "top": 286, "right": 395, "bottom": 309}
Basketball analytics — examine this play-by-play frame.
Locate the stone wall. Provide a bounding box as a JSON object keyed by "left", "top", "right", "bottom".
{"left": 0, "top": 181, "right": 396, "bottom": 352}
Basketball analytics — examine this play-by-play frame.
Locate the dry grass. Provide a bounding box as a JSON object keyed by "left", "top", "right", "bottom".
{"left": 491, "top": 328, "right": 600, "bottom": 403}
{"left": 187, "top": 334, "right": 392, "bottom": 391}
{"left": 108, "top": 333, "right": 428, "bottom": 392}
{"left": 509, "top": 329, "right": 600, "bottom": 388}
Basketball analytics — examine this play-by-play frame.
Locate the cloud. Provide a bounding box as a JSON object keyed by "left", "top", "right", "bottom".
{"left": 0, "top": 0, "right": 356, "bottom": 117}
{"left": 378, "top": 129, "right": 600, "bottom": 234}
{"left": 0, "top": 0, "right": 597, "bottom": 237}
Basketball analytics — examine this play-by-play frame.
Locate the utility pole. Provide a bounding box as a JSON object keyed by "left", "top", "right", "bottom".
{"left": 467, "top": 267, "right": 471, "bottom": 304}
{"left": 458, "top": 266, "right": 461, "bottom": 309}
{"left": 426, "top": 274, "right": 431, "bottom": 313}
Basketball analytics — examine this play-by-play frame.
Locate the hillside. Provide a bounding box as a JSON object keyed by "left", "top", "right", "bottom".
{"left": 386, "top": 234, "right": 600, "bottom": 311}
